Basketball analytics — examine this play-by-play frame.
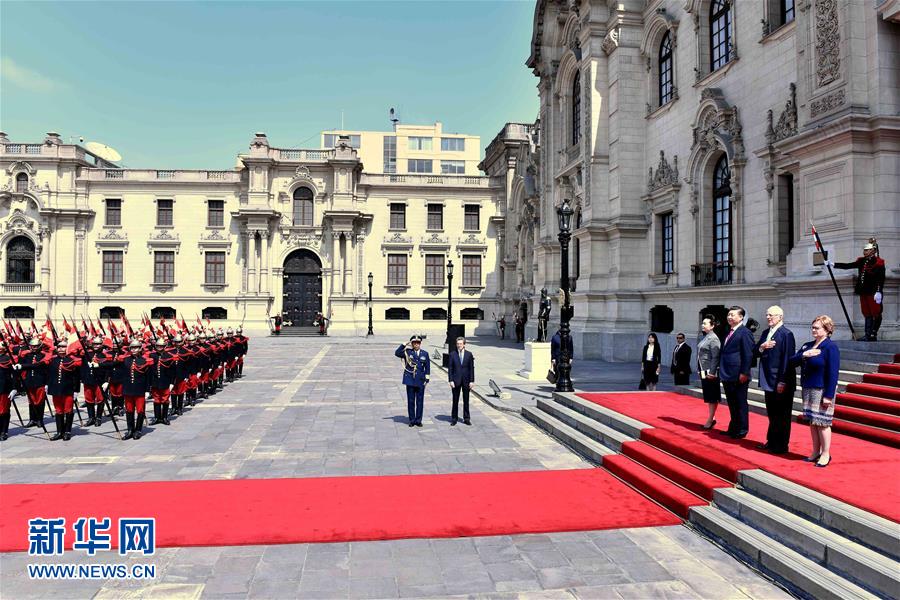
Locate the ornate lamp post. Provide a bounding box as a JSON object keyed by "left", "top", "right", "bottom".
{"left": 556, "top": 200, "right": 575, "bottom": 392}
{"left": 367, "top": 272, "right": 374, "bottom": 336}
{"left": 446, "top": 259, "right": 454, "bottom": 348}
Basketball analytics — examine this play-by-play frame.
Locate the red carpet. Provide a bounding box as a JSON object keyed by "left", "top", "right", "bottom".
{"left": 619, "top": 441, "right": 731, "bottom": 501}
{"left": 602, "top": 454, "right": 707, "bottom": 519}
{"left": 837, "top": 392, "right": 900, "bottom": 416}
{"left": 862, "top": 373, "right": 900, "bottom": 388}
{"left": 878, "top": 364, "right": 900, "bottom": 376}
{"left": 0, "top": 469, "right": 681, "bottom": 553}
{"left": 846, "top": 382, "right": 900, "bottom": 402}
{"left": 834, "top": 405, "right": 900, "bottom": 431}
{"left": 826, "top": 418, "right": 900, "bottom": 448}
{"left": 577, "top": 392, "right": 900, "bottom": 523}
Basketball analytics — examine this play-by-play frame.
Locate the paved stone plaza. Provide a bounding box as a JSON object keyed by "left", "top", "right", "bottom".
{"left": 0, "top": 337, "right": 791, "bottom": 599}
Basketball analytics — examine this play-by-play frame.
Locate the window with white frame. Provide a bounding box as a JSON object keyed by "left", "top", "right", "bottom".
{"left": 427, "top": 204, "right": 443, "bottom": 230}
{"left": 407, "top": 159, "right": 432, "bottom": 173}
{"left": 407, "top": 137, "right": 433, "bottom": 151}
{"left": 441, "top": 138, "right": 465, "bottom": 152}
{"left": 387, "top": 254, "right": 407, "bottom": 286}
{"left": 441, "top": 160, "right": 465, "bottom": 175}
{"left": 154, "top": 251, "right": 175, "bottom": 284}
{"left": 102, "top": 251, "right": 123, "bottom": 284}
{"left": 425, "top": 254, "right": 444, "bottom": 286}
{"left": 389, "top": 203, "right": 406, "bottom": 230}
{"left": 205, "top": 252, "right": 226, "bottom": 285}
{"left": 462, "top": 255, "right": 481, "bottom": 287}
{"left": 156, "top": 199, "right": 174, "bottom": 227}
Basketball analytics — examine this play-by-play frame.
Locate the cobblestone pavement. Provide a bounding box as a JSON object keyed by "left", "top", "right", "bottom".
{"left": 0, "top": 337, "right": 790, "bottom": 599}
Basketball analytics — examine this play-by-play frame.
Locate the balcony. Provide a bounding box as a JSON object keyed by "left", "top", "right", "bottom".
{"left": 691, "top": 261, "right": 733, "bottom": 287}
{"left": 80, "top": 169, "right": 242, "bottom": 183}
{"left": 276, "top": 148, "right": 332, "bottom": 161}
{"left": 360, "top": 173, "right": 491, "bottom": 188}
{"left": 1, "top": 283, "right": 40, "bottom": 294}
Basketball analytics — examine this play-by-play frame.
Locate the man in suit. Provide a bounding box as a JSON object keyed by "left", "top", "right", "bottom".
{"left": 670, "top": 332, "right": 692, "bottom": 386}
{"left": 395, "top": 335, "right": 430, "bottom": 427}
{"left": 550, "top": 329, "right": 574, "bottom": 373}
{"left": 448, "top": 336, "right": 474, "bottom": 426}
{"left": 718, "top": 306, "right": 754, "bottom": 439}
{"left": 754, "top": 306, "right": 796, "bottom": 454}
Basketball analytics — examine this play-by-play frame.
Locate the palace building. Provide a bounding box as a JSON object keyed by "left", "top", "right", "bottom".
{"left": 482, "top": 0, "right": 898, "bottom": 357}
{"left": 0, "top": 124, "right": 504, "bottom": 336}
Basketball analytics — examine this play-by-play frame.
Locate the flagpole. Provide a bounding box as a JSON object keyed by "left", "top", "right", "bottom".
{"left": 810, "top": 221, "right": 857, "bottom": 340}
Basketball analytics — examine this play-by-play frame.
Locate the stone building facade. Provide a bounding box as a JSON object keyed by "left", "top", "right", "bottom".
{"left": 485, "top": 0, "right": 898, "bottom": 359}
{"left": 0, "top": 128, "right": 504, "bottom": 336}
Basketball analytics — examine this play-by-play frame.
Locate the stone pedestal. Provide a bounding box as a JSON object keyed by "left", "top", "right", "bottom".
{"left": 518, "top": 341, "right": 551, "bottom": 380}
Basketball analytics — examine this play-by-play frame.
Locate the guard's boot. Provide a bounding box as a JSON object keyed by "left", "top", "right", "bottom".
{"left": 864, "top": 316, "right": 873, "bottom": 341}
{"left": 25, "top": 403, "right": 37, "bottom": 428}
{"left": 122, "top": 413, "right": 135, "bottom": 440}
{"left": 0, "top": 413, "right": 10, "bottom": 440}
{"left": 63, "top": 413, "right": 74, "bottom": 441}
{"left": 36, "top": 400, "right": 46, "bottom": 425}
{"left": 238, "top": 363, "right": 243, "bottom": 377}
{"left": 94, "top": 403, "right": 104, "bottom": 427}
{"left": 133, "top": 413, "right": 145, "bottom": 439}
{"left": 50, "top": 414, "right": 64, "bottom": 441}
{"left": 176, "top": 394, "right": 183, "bottom": 415}
{"left": 162, "top": 402, "right": 170, "bottom": 425}
{"left": 873, "top": 315, "right": 882, "bottom": 341}
{"left": 86, "top": 403, "right": 96, "bottom": 427}
{"left": 150, "top": 403, "right": 160, "bottom": 425}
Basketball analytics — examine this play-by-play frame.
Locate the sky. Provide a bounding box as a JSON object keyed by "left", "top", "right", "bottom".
{"left": 1, "top": 1, "right": 539, "bottom": 170}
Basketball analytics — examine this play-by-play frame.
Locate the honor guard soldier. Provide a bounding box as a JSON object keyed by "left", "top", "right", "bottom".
{"left": 235, "top": 326, "right": 248, "bottom": 378}
{"left": 17, "top": 337, "right": 50, "bottom": 428}
{"left": 0, "top": 341, "right": 16, "bottom": 440}
{"left": 826, "top": 238, "right": 887, "bottom": 341}
{"left": 107, "top": 337, "right": 127, "bottom": 416}
{"left": 119, "top": 339, "right": 152, "bottom": 440}
{"left": 395, "top": 335, "right": 430, "bottom": 427}
{"left": 46, "top": 341, "right": 82, "bottom": 441}
{"left": 185, "top": 334, "right": 201, "bottom": 405}
{"left": 80, "top": 336, "right": 108, "bottom": 427}
{"left": 224, "top": 328, "right": 238, "bottom": 383}
{"left": 149, "top": 338, "right": 176, "bottom": 425}
{"left": 196, "top": 333, "right": 212, "bottom": 399}
{"left": 171, "top": 335, "right": 191, "bottom": 415}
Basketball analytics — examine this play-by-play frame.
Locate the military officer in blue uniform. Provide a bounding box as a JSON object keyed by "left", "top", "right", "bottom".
{"left": 395, "top": 335, "right": 430, "bottom": 427}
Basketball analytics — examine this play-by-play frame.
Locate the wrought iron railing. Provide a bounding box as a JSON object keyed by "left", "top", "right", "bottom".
{"left": 691, "top": 261, "right": 733, "bottom": 287}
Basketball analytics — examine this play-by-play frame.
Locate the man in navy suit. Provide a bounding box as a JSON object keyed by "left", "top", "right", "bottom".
{"left": 718, "top": 306, "right": 755, "bottom": 438}
{"left": 448, "top": 336, "right": 474, "bottom": 426}
{"left": 754, "top": 306, "right": 796, "bottom": 454}
{"left": 395, "top": 335, "right": 430, "bottom": 427}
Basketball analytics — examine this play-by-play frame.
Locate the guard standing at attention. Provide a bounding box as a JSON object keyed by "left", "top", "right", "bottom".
{"left": 149, "top": 338, "right": 176, "bottom": 426}
{"left": 395, "top": 335, "right": 430, "bottom": 427}
{"left": 826, "top": 237, "right": 886, "bottom": 341}
{"left": 111, "top": 339, "right": 152, "bottom": 440}
{"left": 18, "top": 337, "right": 50, "bottom": 428}
{"left": 79, "top": 336, "right": 108, "bottom": 427}
{"left": 45, "top": 341, "right": 82, "bottom": 441}
{"left": 0, "top": 341, "right": 16, "bottom": 440}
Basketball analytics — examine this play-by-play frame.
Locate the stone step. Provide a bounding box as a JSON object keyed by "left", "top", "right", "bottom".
{"left": 714, "top": 488, "right": 900, "bottom": 598}
{"left": 841, "top": 359, "right": 882, "bottom": 374}
{"left": 535, "top": 398, "right": 633, "bottom": 452}
{"left": 689, "top": 506, "right": 879, "bottom": 600}
{"left": 839, "top": 348, "right": 898, "bottom": 364}
{"left": 833, "top": 340, "right": 900, "bottom": 352}
{"left": 551, "top": 392, "right": 648, "bottom": 438}
{"left": 520, "top": 405, "right": 614, "bottom": 465}
{"left": 738, "top": 470, "right": 900, "bottom": 562}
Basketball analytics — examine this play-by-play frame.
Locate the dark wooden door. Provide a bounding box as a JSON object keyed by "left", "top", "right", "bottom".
{"left": 283, "top": 250, "right": 322, "bottom": 327}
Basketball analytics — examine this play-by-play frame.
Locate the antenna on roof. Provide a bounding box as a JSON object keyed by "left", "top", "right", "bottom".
{"left": 389, "top": 107, "right": 400, "bottom": 130}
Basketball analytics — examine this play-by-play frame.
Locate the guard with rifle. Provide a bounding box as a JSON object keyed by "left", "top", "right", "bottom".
{"left": 825, "top": 237, "right": 886, "bottom": 341}
{"left": 18, "top": 337, "right": 50, "bottom": 428}
{"left": 149, "top": 337, "right": 176, "bottom": 426}
{"left": 79, "top": 336, "right": 108, "bottom": 427}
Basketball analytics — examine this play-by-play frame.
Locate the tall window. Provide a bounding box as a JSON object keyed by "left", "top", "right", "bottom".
{"left": 407, "top": 137, "right": 433, "bottom": 151}
{"left": 462, "top": 255, "right": 481, "bottom": 287}
{"left": 659, "top": 31, "right": 674, "bottom": 105}
{"left": 383, "top": 135, "right": 397, "bottom": 173}
{"left": 102, "top": 251, "right": 123, "bottom": 284}
{"left": 713, "top": 155, "right": 732, "bottom": 282}
{"left": 661, "top": 213, "right": 674, "bottom": 274}
{"left": 205, "top": 252, "right": 226, "bottom": 284}
{"left": 441, "top": 138, "right": 465, "bottom": 152}
{"left": 425, "top": 254, "right": 445, "bottom": 286}
{"left": 427, "top": 204, "right": 443, "bottom": 230}
{"left": 408, "top": 159, "right": 432, "bottom": 173}
{"left": 157, "top": 199, "right": 174, "bottom": 227}
{"left": 292, "top": 187, "right": 314, "bottom": 226}
{"left": 389, "top": 203, "right": 406, "bottom": 230}
{"left": 441, "top": 160, "right": 465, "bottom": 174}
{"left": 105, "top": 199, "right": 122, "bottom": 226}
{"left": 571, "top": 71, "right": 582, "bottom": 146}
{"left": 464, "top": 205, "right": 480, "bottom": 231}
{"left": 782, "top": 0, "right": 795, "bottom": 25}
{"left": 154, "top": 251, "right": 175, "bottom": 284}
{"left": 207, "top": 200, "right": 224, "bottom": 227}
{"left": 710, "top": 0, "right": 732, "bottom": 71}
{"left": 387, "top": 254, "right": 407, "bottom": 286}
{"left": 6, "top": 236, "right": 35, "bottom": 283}
{"left": 15, "top": 173, "right": 28, "bottom": 193}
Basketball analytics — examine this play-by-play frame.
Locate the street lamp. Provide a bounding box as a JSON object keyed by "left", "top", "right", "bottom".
{"left": 556, "top": 200, "right": 575, "bottom": 392}
{"left": 446, "top": 260, "right": 454, "bottom": 349}
{"left": 367, "top": 272, "right": 374, "bottom": 336}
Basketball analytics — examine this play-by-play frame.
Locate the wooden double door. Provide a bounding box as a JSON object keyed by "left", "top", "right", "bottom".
{"left": 283, "top": 250, "right": 322, "bottom": 327}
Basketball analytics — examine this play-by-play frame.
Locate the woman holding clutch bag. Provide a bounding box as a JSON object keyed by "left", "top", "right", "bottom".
{"left": 697, "top": 316, "right": 722, "bottom": 430}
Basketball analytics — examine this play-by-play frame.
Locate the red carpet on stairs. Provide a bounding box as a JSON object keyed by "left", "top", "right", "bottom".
{"left": 601, "top": 455, "right": 707, "bottom": 519}
{"left": 862, "top": 373, "right": 900, "bottom": 388}
{"left": 0, "top": 468, "right": 682, "bottom": 553}
{"left": 847, "top": 382, "right": 900, "bottom": 402}
{"left": 878, "top": 364, "right": 900, "bottom": 376}
{"left": 837, "top": 392, "right": 900, "bottom": 416}
{"left": 577, "top": 392, "right": 900, "bottom": 523}
{"left": 619, "top": 441, "right": 732, "bottom": 501}
{"left": 834, "top": 405, "right": 900, "bottom": 431}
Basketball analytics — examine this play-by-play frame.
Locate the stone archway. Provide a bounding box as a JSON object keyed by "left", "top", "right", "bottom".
{"left": 282, "top": 249, "right": 322, "bottom": 327}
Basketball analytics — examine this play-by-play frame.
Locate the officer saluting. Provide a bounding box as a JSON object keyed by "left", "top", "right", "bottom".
{"left": 395, "top": 335, "right": 430, "bottom": 427}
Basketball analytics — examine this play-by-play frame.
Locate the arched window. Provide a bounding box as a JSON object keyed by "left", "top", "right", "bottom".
{"left": 423, "top": 307, "right": 447, "bottom": 320}
{"left": 571, "top": 71, "right": 582, "bottom": 146}
{"left": 385, "top": 307, "right": 410, "bottom": 320}
{"left": 292, "top": 187, "right": 314, "bottom": 226}
{"left": 713, "top": 155, "right": 732, "bottom": 283}
{"left": 460, "top": 308, "right": 484, "bottom": 321}
{"left": 659, "top": 31, "right": 674, "bottom": 105}
{"left": 202, "top": 307, "right": 228, "bottom": 320}
{"left": 710, "top": 0, "right": 732, "bottom": 71}
{"left": 5, "top": 236, "right": 35, "bottom": 283}
{"left": 150, "top": 306, "right": 176, "bottom": 320}
{"left": 15, "top": 173, "right": 28, "bottom": 193}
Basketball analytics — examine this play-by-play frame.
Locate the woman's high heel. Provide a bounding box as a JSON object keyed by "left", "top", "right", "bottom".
{"left": 803, "top": 454, "right": 822, "bottom": 463}
{"left": 815, "top": 456, "right": 832, "bottom": 468}
{"left": 701, "top": 419, "right": 717, "bottom": 431}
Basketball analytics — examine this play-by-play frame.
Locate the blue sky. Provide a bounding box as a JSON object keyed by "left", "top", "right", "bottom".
{"left": 1, "top": 1, "right": 538, "bottom": 169}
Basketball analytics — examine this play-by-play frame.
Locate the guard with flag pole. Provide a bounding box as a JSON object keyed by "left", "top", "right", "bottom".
{"left": 46, "top": 340, "right": 82, "bottom": 441}
{"left": 810, "top": 222, "right": 859, "bottom": 340}
{"left": 824, "top": 236, "right": 887, "bottom": 341}
{"left": 16, "top": 336, "right": 50, "bottom": 428}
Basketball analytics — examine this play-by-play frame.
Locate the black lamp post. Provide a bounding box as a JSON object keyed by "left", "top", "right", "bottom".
{"left": 556, "top": 200, "right": 574, "bottom": 392}
{"left": 446, "top": 260, "right": 454, "bottom": 348}
{"left": 367, "top": 272, "right": 374, "bottom": 336}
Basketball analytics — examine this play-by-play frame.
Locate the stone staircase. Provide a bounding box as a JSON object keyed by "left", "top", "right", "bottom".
{"left": 675, "top": 341, "right": 900, "bottom": 448}
{"left": 270, "top": 326, "right": 323, "bottom": 337}
{"left": 523, "top": 393, "right": 900, "bottom": 599}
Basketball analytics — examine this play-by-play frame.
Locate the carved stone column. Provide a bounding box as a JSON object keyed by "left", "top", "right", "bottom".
{"left": 260, "top": 230, "right": 269, "bottom": 294}
{"left": 329, "top": 229, "right": 338, "bottom": 297}
{"left": 248, "top": 231, "right": 258, "bottom": 294}
{"left": 356, "top": 233, "right": 365, "bottom": 295}
{"left": 345, "top": 233, "right": 354, "bottom": 295}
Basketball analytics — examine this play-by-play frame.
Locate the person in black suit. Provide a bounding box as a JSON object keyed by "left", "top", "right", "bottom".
{"left": 641, "top": 333, "right": 662, "bottom": 391}
{"left": 754, "top": 306, "right": 796, "bottom": 454}
{"left": 670, "top": 332, "right": 692, "bottom": 386}
{"left": 719, "top": 306, "right": 755, "bottom": 438}
{"left": 448, "top": 336, "right": 474, "bottom": 426}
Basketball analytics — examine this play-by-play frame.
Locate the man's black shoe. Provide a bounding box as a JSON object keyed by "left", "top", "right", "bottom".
{"left": 408, "top": 422, "right": 414, "bottom": 427}
{"left": 415, "top": 422, "right": 423, "bottom": 427}
{"left": 450, "top": 420, "right": 457, "bottom": 426}
{"left": 464, "top": 419, "right": 471, "bottom": 426}
{"left": 756, "top": 443, "right": 769, "bottom": 450}
{"left": 732, "top": 431, "right": 748, "bottom": 439}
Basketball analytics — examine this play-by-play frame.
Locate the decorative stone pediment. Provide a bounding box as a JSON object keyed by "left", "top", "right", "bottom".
{"left": 95, "top": 228, "right": 129, "bottom": 253}
{"left": 419, "top": 232, "right": 450, "bottom": 256}
{"left": 647, "top": 151, "right": 680, "bottom": 193}
{"left": 6, "top": 161, "right": 37, "bottom": 176}
{"left": 687, "top": 88, "right": 745, "bottom": 179}
{"left": 147, "top": 230, "right": 181, "bottom": 254}
{"left": 381, "top": 232, "right": 413, "bottom": 256}
{"left": 281, "top": 229, "right": 322, "bottom": 250}
{"left": 766, "top": 83, "right": 798, "bottom": 144}
{"left": 601, "top": 27, "right": 619, "bottom": 56}
{"left": 456, "top": 233, "right": 488, "bottom": 257}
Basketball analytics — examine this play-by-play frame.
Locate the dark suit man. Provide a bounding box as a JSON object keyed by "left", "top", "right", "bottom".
{"left": 550, "top": 329, "right": 574, "bottom": 373}
{"left": 448, "top": 337, "right": 474, "bottom": 426}
{"left": 754, "top": 306, "right": 797, "bottom": 454}
{"left": 718, "top": 306, "right": 755, "bottom": 438}
{"left": 395, "top": 336, "right": 430, "bottom": 427}
{"left": 670, "top": 333, "right": 692, "bottom": 386}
